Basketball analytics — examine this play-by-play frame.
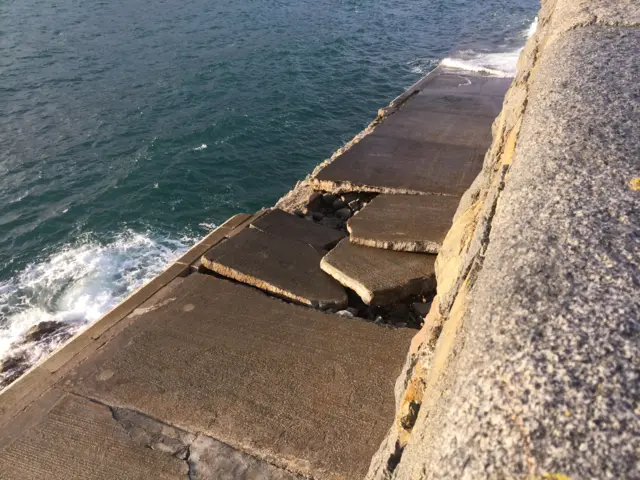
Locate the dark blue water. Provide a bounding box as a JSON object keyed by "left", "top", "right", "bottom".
{"left": 0, "top": 0, "right": 538, "bottom": 380}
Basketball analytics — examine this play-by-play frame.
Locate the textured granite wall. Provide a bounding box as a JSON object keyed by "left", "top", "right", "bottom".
{"left": 367, "top": 1, "right": 640, "bottom": 478}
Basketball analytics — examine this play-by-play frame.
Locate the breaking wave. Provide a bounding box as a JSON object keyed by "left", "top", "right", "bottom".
{"left": 0, "top": 229, "right": 198, "bottom": 386}
{"left": 441, "top": 17, "right": 538, "bottom": 77}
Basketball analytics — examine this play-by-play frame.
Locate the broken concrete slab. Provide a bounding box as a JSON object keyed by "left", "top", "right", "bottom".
{"left": 347, "top": 194, "right": 461, "bottom": 253}
{"left": 250, "top": 208, "right": 345, "bottom": 250}
{"left": 201, "top": 227, "right": 347, "bottom": 309}
{"left": 62, "top": 273, "right": 413, "bottom": 480}
{"left": 321, "top": 239, "right": 436, "bottom": 306}
{"left": 313, "top": 69, "right": 509, "bottom": 196}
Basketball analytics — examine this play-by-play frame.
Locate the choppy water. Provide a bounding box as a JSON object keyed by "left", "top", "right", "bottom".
{"left": 0, "top": 0, "right": 538, "bottom": 386}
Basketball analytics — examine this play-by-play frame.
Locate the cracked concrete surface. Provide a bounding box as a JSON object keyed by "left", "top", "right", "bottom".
{"left": 0, "top": 391, "right": 303, "bottom": 480}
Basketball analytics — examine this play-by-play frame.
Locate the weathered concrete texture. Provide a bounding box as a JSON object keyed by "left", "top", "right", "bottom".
{"left": 313, "top": 69, "right": 509, "bottom": 196}
{"left": 386, "top": 25, "right": 640, "bottom": 480}
{"left": 62, "top": 273, "right": 412, "bottom": 480}
{"left": 202, "top": 227, "right": 347, "bottom": 309}
{"left": 189, "top": 435, "right": 302, "bottom": 480}
{"left": 321, "top": 239, "right": 436, "bottom": 306}
{"left": 0, "top": 392, "right": 188, "bottom": 479}
{"left": 348, "top": 194, "right": 460, "bottom": 253}
{"left": 251, "top": 208, "right": 345, "bottom": 250}
{"left": 0, "top": 388, "right": 300, "bottom": 480}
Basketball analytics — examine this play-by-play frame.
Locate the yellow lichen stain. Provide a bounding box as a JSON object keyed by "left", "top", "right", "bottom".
{"left": 499, "top": 117, "right": 523, "bottom": 166}
{"left": 435, "top": 200, "right": 482, "bottom": 301}
{"left": 629, "top": 178, "right": 640, "bottom": 191}
{"left": 539, "top": 474, "right": 572, "bottom": 480}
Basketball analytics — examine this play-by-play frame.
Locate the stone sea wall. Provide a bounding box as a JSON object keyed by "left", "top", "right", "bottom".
{"left": 366, "top": 1, "right": 639, "bottom": 479}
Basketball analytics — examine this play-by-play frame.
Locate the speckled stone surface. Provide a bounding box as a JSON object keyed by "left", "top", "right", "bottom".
{"left": 391, "top": 27, "right": 640, "bottom": 479}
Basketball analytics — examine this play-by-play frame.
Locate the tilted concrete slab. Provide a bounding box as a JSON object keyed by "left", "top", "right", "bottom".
{"left": 201, "top": 227, "right": 348, "bottom": 309}
{"left": 57, "top": 273, "right": 412, "bottom": 479}
{"left": 250, "top": 208, "right": 345, "bottom": 250}
{"left": 313, "top": 69, "right": 510, "bottom": 196}
{"left": 321, "top": 239, "right": 436, "bottom": 306}
{"left": 347, "top": 194, "right": 461, "bottom": 253}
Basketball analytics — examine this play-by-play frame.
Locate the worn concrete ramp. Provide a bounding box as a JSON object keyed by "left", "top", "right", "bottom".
{"left": 321, "top": 239, "right": 436, "bottom": 306}
{"left": 202, "top": 223, "right": 347, "bottom": 309}
{"left": 46, "top": 273, "right": 411, "bottom": 479}
{"left": 348, "top": 194, "right": 460, "bottom": 253}
{"left": 313, "top": 68, "right": 509, "bottom": 196}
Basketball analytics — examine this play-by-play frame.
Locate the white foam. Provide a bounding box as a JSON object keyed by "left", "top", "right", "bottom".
{"left": 526, "top": 17, "right": 539, "bottom": 38}
{"left": 441, "top": 53, "right": 518, "bottom": 77}
{"left": 441, "top": 17, "right": 538, "bottom": 77}
{"left": 0, "top": 229, "right": 195, "bottom": 384}
{"left": 194, "top": 144, "right": 207, "bottom": 151}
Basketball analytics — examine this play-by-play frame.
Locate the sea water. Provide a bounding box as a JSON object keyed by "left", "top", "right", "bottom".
{"left": 0, "top": 0, "right": 538, "bottom": 386}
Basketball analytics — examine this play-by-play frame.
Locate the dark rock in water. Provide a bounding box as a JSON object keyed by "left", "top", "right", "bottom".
{"left": 321, "top": 193, "right": 338, "bottom": 206}
{"left": 24, "top": 320, "right": 66, "bottom": 343}
{"left": 312, "top": 211, "right": 324, "bottom": 222}
{"left": 335, "top": 208, "right": 352, "bottom": 220}
{"left": 1, "top": 353, "right": 27, "bottom": 374}
{"left": 1, "top": 352, "right": 30, "bottom": 388}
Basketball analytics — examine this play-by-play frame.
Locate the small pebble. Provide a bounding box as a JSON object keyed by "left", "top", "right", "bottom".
{"left": 312, "top": 212, "right": 324, "bottom": 222}
{"left": 346, "top": 307, "right": 359, "bottom": 316}
{"left": 336, "top": 310, "right": 354, "bottom": 319}
{"left": 374, "top": 316, "right": 384, "bottom": 325}
{"left": 294, "top": 209, "right": 305, "bottom": 218}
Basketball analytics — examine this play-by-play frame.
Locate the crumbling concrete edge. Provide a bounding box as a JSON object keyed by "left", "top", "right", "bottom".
{"left": 366, "top": 1, "right": 640, "bottom": 479}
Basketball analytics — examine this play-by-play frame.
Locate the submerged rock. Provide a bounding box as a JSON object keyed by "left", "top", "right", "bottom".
{"left": 24, "top": 320, "right": 67, "bottom": 343}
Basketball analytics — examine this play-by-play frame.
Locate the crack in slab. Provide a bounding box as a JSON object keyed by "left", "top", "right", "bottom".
{"left": 71, "top": 393, "right": 307, "bottom": 479}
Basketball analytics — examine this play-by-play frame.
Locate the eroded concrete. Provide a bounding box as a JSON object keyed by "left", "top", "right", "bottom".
{"left": 348, "top": 194, "right": 461, "bottom": 253}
